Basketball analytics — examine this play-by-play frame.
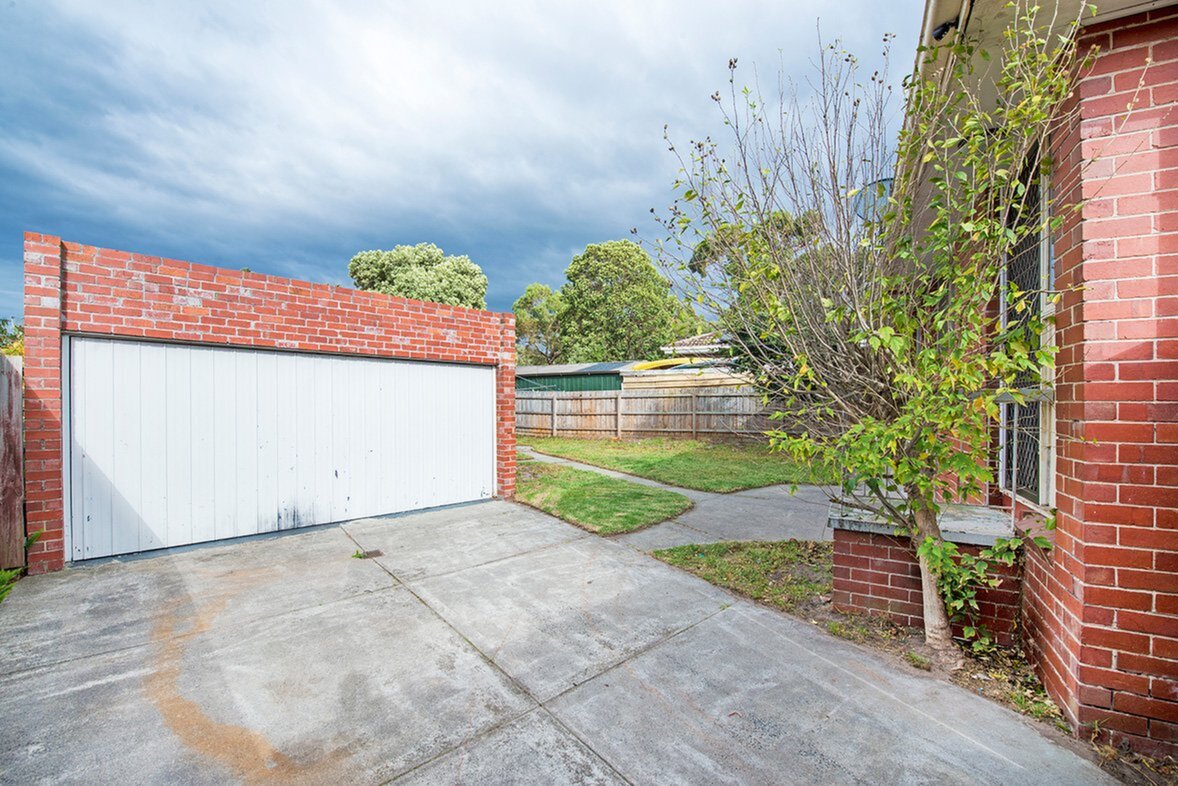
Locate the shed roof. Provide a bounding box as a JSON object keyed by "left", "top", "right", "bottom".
{"left": 516, "top": 361, "right": 640, "bottom": 377}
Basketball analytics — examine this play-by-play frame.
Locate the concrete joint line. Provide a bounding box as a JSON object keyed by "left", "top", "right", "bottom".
{"left": 384, "top": 545, "right": 732, "bottom": 707}
{"left": 534, "top": 705, "right": 636, "bottom": 786}
{"left": 343, "top": 523, "right": 725, "bottom": 786}
{"left": 536, "top": 602, "right": 732, "bottom": 708}
{"left": 341, "top": 524, "right": 635, "bottom": 785}
{"left": 339, "top": 524, "right": 540, "bottom": 703}
{"left": 616, "top": 518, "right": 714, "bottom": 552}
{"left": 374, "top": 704, "right": 636, "bottom": 786}
{"left": 373, "top": 704, "right": 538, "bottom": 785}
{"left": 0, "top": 582, "right": 404, "bottom": 682}
{"left": 357, "top": 527, "right": 594, "bottom": 585}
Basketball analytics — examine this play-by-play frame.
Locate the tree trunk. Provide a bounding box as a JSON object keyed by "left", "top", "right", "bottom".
{"left": 911, "top": 499, "right": 963, "bottom": 668}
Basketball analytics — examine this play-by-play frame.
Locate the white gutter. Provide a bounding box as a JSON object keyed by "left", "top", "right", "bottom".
{"left": 1088, "top": 0, "right": 1175, "bottom": 24}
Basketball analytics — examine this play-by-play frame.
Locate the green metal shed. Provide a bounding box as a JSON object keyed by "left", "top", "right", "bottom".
{"left": 515, "top": 362, "right": 635, "bottom": 392}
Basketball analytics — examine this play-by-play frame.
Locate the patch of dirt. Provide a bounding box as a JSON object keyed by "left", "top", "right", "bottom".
{"left": 796, "top": 601, "right": 912, "bottom": 652}
{"left": 517, "top": 462, "right": 546, "bottom": 482}
{"left": 1090, "top": 736, "right": 1178, "bottom": 786}
{"left": 949, "top": 648, "right": 1068, "bottom": 731}
{"left": 764, "top": 541, "right": 834, "bottom": 603}
{"left": 769, "top": 560, "right": 827, "bottom": 587}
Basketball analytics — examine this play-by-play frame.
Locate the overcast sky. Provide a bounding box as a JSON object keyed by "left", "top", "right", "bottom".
{"left": 0, "top": 0, "right": 921, "bottom": 317}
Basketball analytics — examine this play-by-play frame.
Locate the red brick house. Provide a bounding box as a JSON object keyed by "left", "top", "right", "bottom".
{"left": 833, "top": 0, "right": 1178, "bottom": 757}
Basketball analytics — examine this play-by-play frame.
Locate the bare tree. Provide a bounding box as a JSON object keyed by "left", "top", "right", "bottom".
{"left": 659, "top": 3, "right": 1092, "bottom": 662}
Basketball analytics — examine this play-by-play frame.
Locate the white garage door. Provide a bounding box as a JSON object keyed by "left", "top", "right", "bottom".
{"left": 66, "top": 336, "right": 496, "bottom": 561}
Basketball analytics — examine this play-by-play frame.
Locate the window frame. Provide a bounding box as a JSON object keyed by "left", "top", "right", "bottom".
{"left": 997, "top": 176, "right": 1056, "bottom": 513}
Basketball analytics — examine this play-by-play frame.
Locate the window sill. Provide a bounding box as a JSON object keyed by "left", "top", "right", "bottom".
{"left": 828, "top": 501, "right": 1015, "bottom": 547}
{"left": 1013, "top": 506, "right": 1056, "bottom": 549}
{"left": 1008, "top": 494, "right": 1052, "bottom": 518}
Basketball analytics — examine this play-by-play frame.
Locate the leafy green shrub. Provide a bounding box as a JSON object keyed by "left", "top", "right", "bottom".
{"left": 917, "top": 533, "right": 1049, "bottom": 652}
{"left": 904, "top": 651, "right": 933, "bottom": 671}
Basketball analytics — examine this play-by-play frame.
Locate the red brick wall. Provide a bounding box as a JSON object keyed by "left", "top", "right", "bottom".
{"left": 1018, "top": 525, "right": 1084, "bottom": 728}
{"left": 1014, "top": 15, "right": 1090, "bottom": 736}
{"left": 831, "top": 529, "right": 1021, "bottom": 647}
{"left": 23, "top": 233, "right": 516, "bottom": 574}
{"left": 22, "top": 236, "right": 65, "bottom": 573}
{"left": 1016, "top": 8, "right": 1178, "bottom": 756}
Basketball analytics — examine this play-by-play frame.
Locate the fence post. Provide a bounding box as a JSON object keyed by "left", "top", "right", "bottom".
{"left": 550, "top": 393, "right": 557, "bottom": 436}
{"left": 615, "top": 391, "right": 622, "bottom": 438}
{"left": 691, "top": 392, "right": 698, "bottom": 439}
{"left": 0, "top": 356, "right": 24, "bottom": 569}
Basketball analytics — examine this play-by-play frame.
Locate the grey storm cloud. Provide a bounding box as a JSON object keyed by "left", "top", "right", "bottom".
{"left": 0, "top": 0, "right": 922, "bottom": 315}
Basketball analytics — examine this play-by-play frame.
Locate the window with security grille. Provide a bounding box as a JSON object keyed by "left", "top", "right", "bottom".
{"left": 1003, "top": 395, "right": 1043, "bottom": 502}
{"left": 998, "top": 158, "right": 1054, "bottom": 507}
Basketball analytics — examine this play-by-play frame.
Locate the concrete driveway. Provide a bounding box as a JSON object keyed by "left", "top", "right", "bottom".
{"left": 0, "top": 501, "right": 1111, "bottom": 785}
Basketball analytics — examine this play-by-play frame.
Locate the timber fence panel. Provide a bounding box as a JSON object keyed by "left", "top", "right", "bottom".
{"left": 516, "top": 386, "right": 778, "bottom": 440}
{"left": 1, "top": 356, "right": 23, "bottom": 568}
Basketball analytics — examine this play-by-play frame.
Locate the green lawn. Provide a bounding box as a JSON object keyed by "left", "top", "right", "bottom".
{"left": 516, "top": 461, "right": 692, "bottom": 535}
{"left": 517, "top": 437, "right": 835, "bottom": 492}
{"left": 654, "top": 540, "right": 833, "bottom": 613}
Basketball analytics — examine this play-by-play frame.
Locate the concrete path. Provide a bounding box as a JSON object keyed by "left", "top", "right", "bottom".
{"left": 0, "top": 501, "right": 1111, "bottom": 784}
{"left": 520, "top": 446, "right": 833, "bottom": 550}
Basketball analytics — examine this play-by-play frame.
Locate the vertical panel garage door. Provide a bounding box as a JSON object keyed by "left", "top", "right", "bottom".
{"left": 66, "top": 336, "right": 496, "bottom": 561}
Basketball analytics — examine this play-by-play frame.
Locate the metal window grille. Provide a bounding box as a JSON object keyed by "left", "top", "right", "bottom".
{"left": 1002, "top": 400, "right": 1042, "bottom": 504}
{"left": 1000, "top": 168, "right": 1048, "bottom": 505}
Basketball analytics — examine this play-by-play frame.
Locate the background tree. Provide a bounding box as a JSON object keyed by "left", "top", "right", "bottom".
{"left": 0, "top": 319, "right": 22, "bottom": 356}
{"left": 513, "top": 283, "right": 565, "bottom": 365}
{"left": 560, "top": 240, "right": 695, "bottom": 362}
{"left": 348, "top": 243, "right": 487, "bottom": 309}
{"left": 661, "top": 6, "right": 1088, "bottom": 662}
{"left": 668, "top": 295, "right": 712, "bottom": 344}
{"left": 687, "top": 212, "right": 814, "bottom": 276}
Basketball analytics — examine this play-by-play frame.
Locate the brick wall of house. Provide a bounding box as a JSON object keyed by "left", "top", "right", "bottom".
{"left": 1019, "top": 529, "right": 1085, "bottom": 728}
{"left": 1016, "top": 7, "right": 1178, "bottom": 755}
{"left": 831, "top": 529, "right": 1021, "bottom": 647}
{"left": 22, "top": 233, "right": 516, "bottom": 574}
{"left": 1014, "top": 24, "right": 1092, "bottom": 737}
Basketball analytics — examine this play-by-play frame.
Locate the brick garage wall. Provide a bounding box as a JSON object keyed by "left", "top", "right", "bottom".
{"left": 23, "top": 233, "right": 516, "bottom": 574}
{"left": 1010, "top": 8, "right": 1178, "bottom": 756}
{"left": 831, "top": 529, "right": 1020, "bottom": 647}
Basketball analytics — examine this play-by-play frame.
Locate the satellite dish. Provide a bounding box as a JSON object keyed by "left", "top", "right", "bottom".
{"left": 853, "top": 178, "right": 893, "bottom": 221}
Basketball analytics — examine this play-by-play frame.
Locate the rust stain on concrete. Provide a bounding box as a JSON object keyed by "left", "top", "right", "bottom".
{"left": 145, "top": 575, "right": 351, "bottom": 783}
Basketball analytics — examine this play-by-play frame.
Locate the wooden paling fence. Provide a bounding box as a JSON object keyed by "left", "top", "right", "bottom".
{"left": 1, "top": 355, "right": 23, "bottom": 568}
{"left": 516, "top": 387, "right": 777, "bottom": 440}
